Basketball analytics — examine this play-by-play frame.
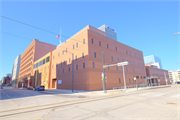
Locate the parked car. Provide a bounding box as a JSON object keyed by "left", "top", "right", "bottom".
{"left": 26, "top": 86, "right": 34, "bottom": 90}
{"left": 0, "top": 85, "right": 3, "bottom": 89}
{"left": 34, "top": 85, "right": 45, "bottom": 91}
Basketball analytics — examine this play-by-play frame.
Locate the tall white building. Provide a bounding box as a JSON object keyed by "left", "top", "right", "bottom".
{"left": 12, "top": 55, "right": 21, "bottom": 82}
{"left": 98, "top": 24, "right": 117, "bottom": 41}
{"left": 168, "top": 70, "right": 180, "bottom": 83}
{"left": 144, "top": 55, "right": 162, "bottom": 69}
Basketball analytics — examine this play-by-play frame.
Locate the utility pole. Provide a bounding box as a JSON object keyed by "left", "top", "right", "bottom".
{"left": 72, "top": 53, "right": 74, "bottom": 93}
{"left": 102, "top": 52, "right": 107, "bottom": 93}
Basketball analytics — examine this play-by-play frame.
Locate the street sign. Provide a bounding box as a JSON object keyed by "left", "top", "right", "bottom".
{"left": 117, "top": 61, "right": 128, "bottom": 66}
{"left": 101, "top": 73, "right": 104, "bottom": 78}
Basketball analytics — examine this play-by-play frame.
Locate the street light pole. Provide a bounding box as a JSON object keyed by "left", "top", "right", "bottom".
{"left": 122, "top": 65, "right": 127, "bottom": 91}
{"left": 102, "top": 52, "right": 107, "bottom": 93}
{"left": 164, "top": 72, "right": 167, "bottom": 85}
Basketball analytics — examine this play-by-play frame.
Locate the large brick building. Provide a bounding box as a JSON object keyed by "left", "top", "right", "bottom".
{"left": 49, "top": 25, "right": 147, "bottom": 91}
{"left": 18, "top": 39, "right": 56, "bottom": 87}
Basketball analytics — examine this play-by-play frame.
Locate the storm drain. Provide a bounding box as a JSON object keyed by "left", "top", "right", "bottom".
{"left": 78, "top": 96, "right": 86, "bottom": 98}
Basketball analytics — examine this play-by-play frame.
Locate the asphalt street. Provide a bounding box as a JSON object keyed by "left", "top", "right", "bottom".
{"left": 0, "top": 85, "right": 179, "bottom": 120}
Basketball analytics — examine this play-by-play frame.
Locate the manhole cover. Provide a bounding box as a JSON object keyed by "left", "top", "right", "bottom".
{"left": 167, "top": 102, "right": 178, "bottom": 105}
{"left": 78, "top": 96, "right": 86, "bottom": 98}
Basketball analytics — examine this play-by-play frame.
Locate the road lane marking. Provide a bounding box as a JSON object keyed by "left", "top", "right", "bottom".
{"left": 1, "top": 90, "right": 11, "bottom": 99}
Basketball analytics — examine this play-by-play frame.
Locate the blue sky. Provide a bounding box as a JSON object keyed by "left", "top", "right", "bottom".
{"left": 0, "top": 0, "right": 179, "bottom": 79}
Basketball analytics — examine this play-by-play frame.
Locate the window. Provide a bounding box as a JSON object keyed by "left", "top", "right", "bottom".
{"left": 62, "top": 51, "right": 64, "bottom": 55}
{"left": 43, "top": 59, "right": 45, "bottom": 64}
{"left": 129, "top": 79, "right": 131, "bottom": 83}
{"left": 138, "top": 63, "right": 139, "bottom": 66}
{"left": 116, "top": 66, "right": 118, "bottom": 70}
{"left": 133, "top": 79, "right": 134, "bottom": 83}
{"left": 73, "top": 45, "right": 75, "bottom": 49}
{"left": 99, "top": 41, "right": 101, "bottom": 46}
{"left": 58, "top": 70, "right": 59, "bottom": 74}
{"left": 64, "top": 60, "right": 65, "bottom": 65}
{"left": 133, "top": 68, "right": 134, "bottom": 72}
{"left": 129, "top": 52, "right": 131, "bottom": 55}
{"left": 117, "top": 58, "right": 119, "bottom": 62}
{"left": 111, "top": 56, "right": 113, "bottom": 61}
{"left": 133, "top": 62, "right": 135, "bottom": 65}
{"left": 126, "top": 50, "right": 128, "bottom": 54}
{"left": 119, "top": 78, "right": 121, "bottom": 83}
{"left": 115, "top": 47, "right": 117, "bottom": 51}
{"left": 136, "top": 76, "right": 139, "bottom": 79}
{"left": 46, "top": 56, "right": 50, "bottom": 63}
{"left": 135, "top": 54, "right": 136, "bottom": 57}
{"left": 69, "top": 58, "right": 71, "bottom": 63}
{"left": 93, "top": 62, "right": 95, "bottom": 68}
{"left": 139, "top": 55, "right": 141, "bottom": 58}
{"left": 76, "top": 64, "right": 78, "bottom": 70}
{"left": 34, "top": 64, "right": 36, "bottom": 69}
{"left": 91, "top": 39, "right": 93, "bottom": 44}
{"left": 121, "top": 66, "right": 123, "bottom": 70}
{"left": 61, "top": 62, "right": 62, "bottom": 66}
{"left": 142, "top": 64, "right": 143, "bottom": 67}
{"left": 76, "top": 55, "right": 77, "bottom": 61}
{"left": 53, "top": 56, "right": 55, "bottom": 59}
{"left": 82, "top": 53, "right": 84, "bottom": 58}
{"left": 94, "top": 52, "right": 96, "bottom": 58}
{"left": 36, "top": 63, "right": 38, "bottom": 67}
{"left": 63, "top": 68, "right": 64, "bottom": 73}
{"left": 122, "top": 59, "right": 124, "bottom": 62}
{"left": 66, "top": 49, "right": 67, "bottom": 53}
{"left": 52, "top": 65, "right": 54, "bottom": 69}
{"left": 69, "top": 67, "right": 70, "bottom": 72}
{"left": 126, "top": 67, "right": 128, "bottom": 71}
{"left": 141, "top": 76, "right": 142, "bottom": 79}
{"left": 83, "top": 63, "right": 85, "bottom": 68}
{"left": 107, "top": 44, "right": 109, "bottom": 49}
{"left": 83, "top": 39, "right": 85, "bottom": 44}
{"left": 76, "top": 43, "right": 78, "bottom": 48}
{"left": 130, "top": 61, "right": 131, "bottom": 65}
{"left": 40, "top": 61, "right": 42, "bottom": 66}
{"left": 58, "top": 53, "right": 60, "bottom": 57}
{"left": 108, "top": 64, "right": 110, "bottom": 70}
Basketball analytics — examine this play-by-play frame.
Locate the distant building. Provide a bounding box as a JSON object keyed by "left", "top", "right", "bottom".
{"left": 1, "top": 74, "right": 12, "bottom": 84}
{"left": 168, "top": 70, "right": 180, "bottom": 83}
{"left": 98, "top": 24, "right": 117, "bottom": 41}
{"left": 144, "top": 55, "right": 162, "bottom": 69}
{"left": 12, "top": 55, "right": 21, "bottom": 83}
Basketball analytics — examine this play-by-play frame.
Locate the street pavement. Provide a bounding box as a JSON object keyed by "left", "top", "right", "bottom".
{"left": 0, "top": 85, "right": 179, "bottom": 120}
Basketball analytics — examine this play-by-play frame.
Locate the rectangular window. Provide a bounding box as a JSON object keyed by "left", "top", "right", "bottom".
{"left": 117, "top": 58, "right": 119, "bottom": 62}
{"left": 63, "top": 68, "right": 64, "bottom": 73}
{"left": 135, "top": 54, "right": 136, "bottom": 57}
{"left": 126, "top": 50, "right": 128, "bottom": 54}
{"left": 83, "top": 39, "right": 85, "bottom": 44}
{"left": 69, "top": 58, "right": 71, "bottom": 63}
{"left": 83, "top": 63, "right": 85, "bottom": 68}
{"left": 58, "top": 53, "right": 60, "bottom": 57}
{"left": 138, "top": 63, "right": 139, "bottom": 66}
{"left": 76, "top": 43, "right": 78, "bottom": 48}
{"left": 107, "top": 44, "right": 109, "bottom": 49}
{"left": 91, "top": 39, "right": 93, "bottom": 44}
{"left": 115, "top": 47, "right": 117, "bottom": 51}
{"left": 69, "top": 67, "right": 70, "bottom": 72}
{"left": 73, "top": 45, "right": 75, "bottom": 49}
{"left": 129, "top": 79, "right": 131, "bottom": 83}
{"left": 53, "top": 56, "right": 55, "bottom": 59}
{"left": 129, "top": 52, "right": 131, "bottom": 55}
{"left": 40, "top": 61, "right": 42, "bottom": 66}
{"left": 116, "top": 66, "right": 118, "bottom": 70}
{"left": 122, "top": 59, "right": 124, "bottom": 62}
{"left": 111, "top": 56, "right": 113, "bottom": 61}
{"left": 46, "top": 56, "right": 50, "bottom": 63}
{"left": 133, "top": 68, "right": 134, "bottom": 72}
{"left": 141, "top": 76, "right": 142, "bottom": 79}
{"left": 58, "top": 70, "right": 59, "bottom": 74}
{"left": 82, "top": 53, "right": 84, "bottom": 58}
{"left": 93, "top": 62, "right": 95, "bottom": 68}
{"left": 94, "top": 52, "right": 96, "bottom": 58}
{"left": 64, "top": 60, "right": 65, "bottom": 65}
{"left": 62, "top": 51, "right": 64, "bottom": 55}
{"left": 133, "top": 79, "right": 134, "bottom": 83}
{"left": 139, "top": 55, "right": 141, "bottom": 58}
{"left": 34, "top": 64, "right": 36, "bottom": 69}
{"left": 126, "top": 67, "right": 128, "bottom": 71}
{"left": 66, "top": 49, "right": 67, "bottom": 53}
{"left": 76, "top": 55, "right": 77, "bottom": 61}
{"left": 136, "top": 76, "right": 139, "bottom": 79}
{"left": 142, "top": 64, "right": 143, "bottom": 67}
{"left": 121, "top": 66, "right": 123, "bottom": 70}
{"left": 99, "top": 41, "right": 101, "bottom": 46}
{"left": 76, "top": 64, "right": 78, "bottom": 70}
{"left": 61, "top": 62, "right": 62, "bottom": 66}
{"left": 133, "top": 62, "right": 135, "bottom": 65}
{"left": 130, "top": 61, "right": 131, "bottom": 65}
{"left": 108, "top": 64, "right": 110, "bottom": 70}
{"left": 43, "top": 59, "right": 45, "bottom": 64}
{"left": 119, "top": 78, "right": 121, "bottom": 83}
{"left": 52, "top": 65, "right": 54, "bottom": 69}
